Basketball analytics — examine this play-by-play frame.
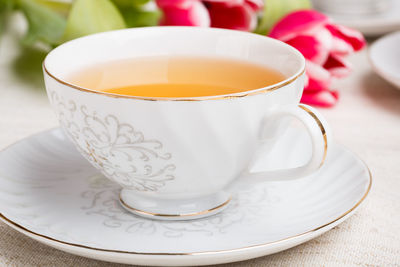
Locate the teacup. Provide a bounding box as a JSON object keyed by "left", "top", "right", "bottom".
{"left": 43, "top": 27, "right": 331, "bottom": 220}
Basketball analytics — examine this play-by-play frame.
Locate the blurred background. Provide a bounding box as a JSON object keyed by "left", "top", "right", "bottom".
{"left": 1, "top": 0, "right": 399, "bottom": 111}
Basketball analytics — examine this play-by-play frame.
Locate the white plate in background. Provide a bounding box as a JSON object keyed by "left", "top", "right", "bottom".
{"left": 314, "top": 0, "right": 400, "bottom": 36}
{"left": 369, "top": 31, "right": 400, "bottom": 89}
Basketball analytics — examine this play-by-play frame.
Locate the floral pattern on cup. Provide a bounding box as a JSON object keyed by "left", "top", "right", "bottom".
{"left": 49, "top": 91, "right": 176, "bottom": 191}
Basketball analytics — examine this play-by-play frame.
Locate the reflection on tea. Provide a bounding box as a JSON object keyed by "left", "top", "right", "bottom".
{"left": 68, "top": 56, "right": 286, "bottom": 98}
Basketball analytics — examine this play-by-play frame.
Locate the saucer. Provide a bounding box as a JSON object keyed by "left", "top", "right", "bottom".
{"left": 0, "top": 128, "right": 371, "bottom": 266}
{"left": 369, "top": 31, "right": 400, "bottom": 89}
{"left": 325, "top": 1, "right": 400, "bottom": 36}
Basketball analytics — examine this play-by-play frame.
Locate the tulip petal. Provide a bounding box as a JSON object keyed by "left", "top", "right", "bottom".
{"left": 204, "top": 0, "right": 245, "bottom": 6}
{"left": 246, "top": 0, "right": 264, "bottom": 11}
{"left": 158, "top": 1, "right": 210, "bottom": 26}
{"left": 301, "top": 89, "right": 339, "bottom": 107}
{"left": 305, "top": 60, "right": 332, "bottom": 91}
{"left": 286, "top": 35, "right": 319, "bottom": 59}
{"left": 330, "top": 35, "right": 354, "bottom": 56}
{"left": 269, "top": 10, "right": 329, "bottom": 41}
{"left": 323, "top": 54, "right": 351, "bottom": 78}
{"left": 207, "top": 2, "right": 257, "bottom": 31}
{"left": 156, "top": 0, "right": 197, "bottom": 8}
{"left": 286, "top": 28, "right": 332, "bottom": 65}
{"left": 307, "top": 76, "right": 330, "bottom": 91}
{"left": 325, "top": 24, "right": 366, "bottom": 51}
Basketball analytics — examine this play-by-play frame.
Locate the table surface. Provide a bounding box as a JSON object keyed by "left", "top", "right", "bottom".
{"left": 0, "top": 23, "right": 399, "bottom": 266}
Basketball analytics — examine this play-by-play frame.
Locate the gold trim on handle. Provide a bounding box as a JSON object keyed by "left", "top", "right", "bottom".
{"left": 43, "top": 64, "right": 306, "bottom": 102}
{"left": 119, "top": 196, "right": 232, "bottom": 218}
{"left": 298, "top": 105, "right": 328, "bottom": 168}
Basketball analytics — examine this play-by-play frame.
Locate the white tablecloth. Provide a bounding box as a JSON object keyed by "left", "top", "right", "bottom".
{"left": 0, "top": 23, "right": 399, "bottom": 266}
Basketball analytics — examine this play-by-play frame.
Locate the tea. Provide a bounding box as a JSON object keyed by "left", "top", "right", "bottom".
{"left": 67, "top": 56, "right": 285, "bottom": 98}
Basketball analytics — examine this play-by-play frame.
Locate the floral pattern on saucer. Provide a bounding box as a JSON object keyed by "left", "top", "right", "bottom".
{"left": 81, "top": 174, "right": 280, "bottom": 238}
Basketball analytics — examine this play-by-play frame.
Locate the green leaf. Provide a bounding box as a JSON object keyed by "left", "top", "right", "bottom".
{"left": 11, "top": 45, "right": 48, "bottom": 89}
{"left": 112, "top": 0, "right": 149, "bottom": 8}
{"left": 0, "top": 0, "right": 13, "bottom": 14}
{"left": 62, "top": 0, "right": 126, "bottom": 42}
{"left": 36, "top": 0, "right": 72, "bottom": 17}
{"left": 255, "top": 0, "right": 311, "bottom": 35}
{"left": 120, "top": 6, "right": 160, "bottom": 28}
{"left": 0, "top": 0, "right": 14, "bottom": 37}
{"left": 18, "top": 0, "right": 67, "bottom": 45}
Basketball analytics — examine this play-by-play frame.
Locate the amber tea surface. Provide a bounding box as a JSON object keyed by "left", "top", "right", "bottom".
{"left": 67, "top": 56, "right": 286, "bottom": 98}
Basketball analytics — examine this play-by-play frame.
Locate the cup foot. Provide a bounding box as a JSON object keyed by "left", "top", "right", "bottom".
{"left": 119, "top": 190, "right": 231, "bottom": 221}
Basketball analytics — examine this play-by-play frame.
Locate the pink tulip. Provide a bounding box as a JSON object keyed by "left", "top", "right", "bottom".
{"left": 157, "top": 0, "right": 211, "bottom": 27}
{"left": 269, "top": 10, "right": 366, "bottom": 107}
{"left": 156, "top": 0, "right": 263, "bottom": 31}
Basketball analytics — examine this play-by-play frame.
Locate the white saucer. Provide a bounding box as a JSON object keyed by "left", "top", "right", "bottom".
{"left": 326, "top": 1, "right": 400, "bottom": 36}
{"left": 0, "top": 128, "right": 371, "bottom": 266}
{"left": 369, "top": 31, "right": 400, "bottom": 89}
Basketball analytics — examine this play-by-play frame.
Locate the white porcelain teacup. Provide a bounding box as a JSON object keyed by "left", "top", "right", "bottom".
{"left": 43, "top": 27, "right": 331, "bottom": 220}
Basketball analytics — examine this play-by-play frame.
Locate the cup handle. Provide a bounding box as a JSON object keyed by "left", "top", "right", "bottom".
{"left": 243, "top": 104, "right": 331, "bottom": 182}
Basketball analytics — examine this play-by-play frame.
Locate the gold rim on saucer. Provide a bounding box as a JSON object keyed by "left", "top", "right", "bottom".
{"left": 0, "top": 163, "right": 371, "bottom": 256}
